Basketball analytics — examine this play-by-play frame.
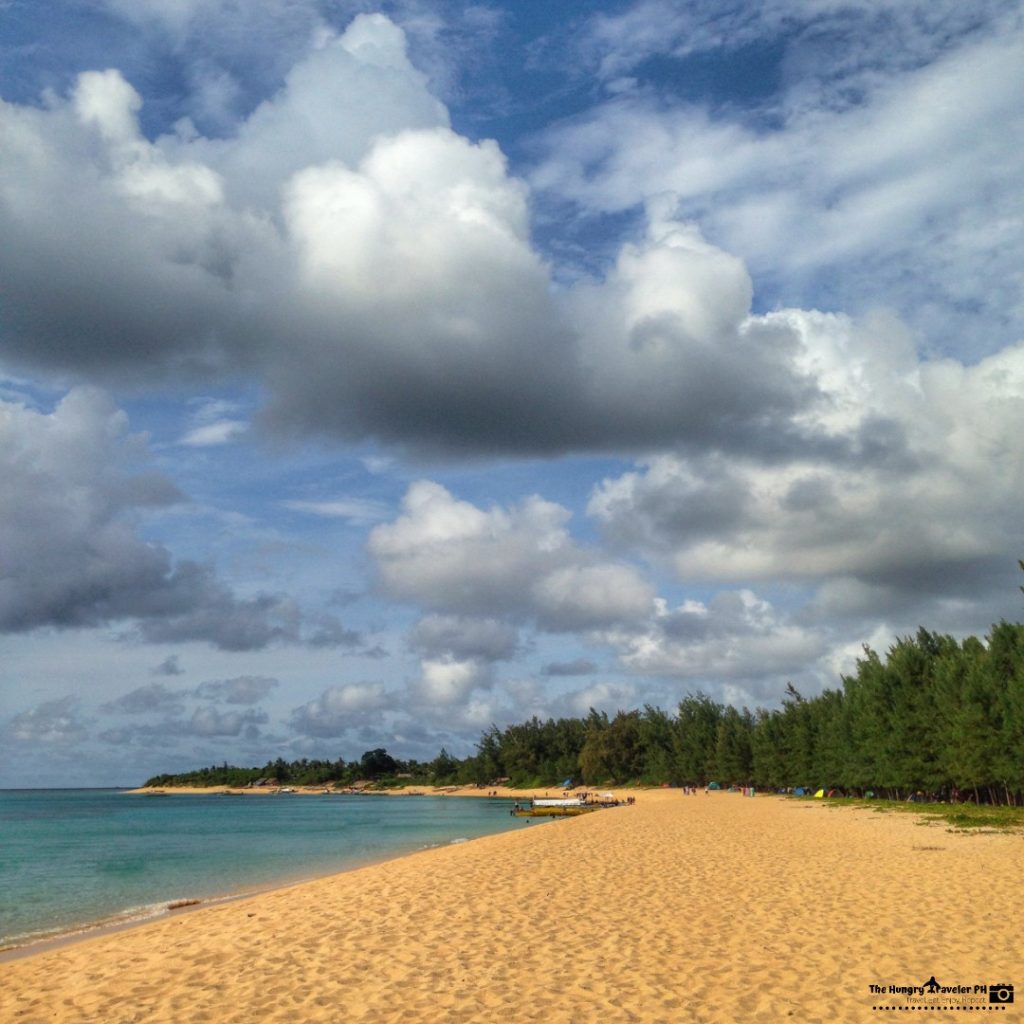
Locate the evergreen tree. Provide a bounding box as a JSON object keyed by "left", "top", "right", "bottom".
{"left": 808, "top": 688, "right": 850, "bottom": 789}
{"left": 988, "top": 622, "right": 1024, "bottom": 801}
{"left": 777, "top": 686, "right": 815, "bottom": 787}
{"left": 473, "top": 726, "right": 504, "bottom": 783}
{"left": 429, "top": 748, "right": 459, "bottom": 782}
{"left": 751, "top": 708, "right": 786, "bottom": 789}
{"left": 578, "top": 710, "right": 642, "bottom": 784}
{"left": 673, "top": 694, "right": 722, "bottom": 783}
{"left": 638, "top": 705, "right": 676, "bottom": 784}
{"left": 714, "top": 706, "right": 753, "bottom": 784}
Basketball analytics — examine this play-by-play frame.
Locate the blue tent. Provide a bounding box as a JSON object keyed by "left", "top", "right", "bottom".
{"left": 794, "top": 787, "right": 806, "bottom": 796}
{"left": 560, "top": 778, "right": 574, "bottom": 789}
{"left": 707, "top": 781, "right": 721, "bottom": 790}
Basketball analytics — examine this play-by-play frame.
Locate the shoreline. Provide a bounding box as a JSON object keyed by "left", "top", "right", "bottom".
{"left": 0, "top": 820, "right": 534, "bottom": 964}
{"left": 121, "top": 783, "right": 592, "bottom": 798}
{"left": 4, "top": 792, "right": 1020, "bottom": 1023}
{"left": 2, "top": 787, "right": 564, "bottom": 959}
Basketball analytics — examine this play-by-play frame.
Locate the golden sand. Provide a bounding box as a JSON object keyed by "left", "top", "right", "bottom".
{"left": 2, "top": 792, "right": 1020, "bottom": 1023}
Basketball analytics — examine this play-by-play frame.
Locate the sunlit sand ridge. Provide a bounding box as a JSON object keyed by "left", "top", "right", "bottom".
{"left": 2, "top": 791, "right": 1020, "bottom": 1023}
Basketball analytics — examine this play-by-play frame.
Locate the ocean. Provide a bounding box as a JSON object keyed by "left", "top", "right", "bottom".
{"left": 0, "top": 789, "right": 525, "bottom": 948}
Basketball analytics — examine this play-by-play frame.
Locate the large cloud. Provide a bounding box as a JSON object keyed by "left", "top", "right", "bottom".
{"left": 289, "top": 682, "right": 394, "bottom": 738}
{"left": 589, "top": 310, "right": 1024, "bottom": 629}
{"left": 409, "top": 614, "right": 520, "bottom": 662}
{"left": 369, "top": 480, "right": 656, "bottom": 631}
{"left": 414, "top": 658, "right": 492, "bottom": 708}
{"left": 0, "top": 387, "right": 182, "bottom": 632}
{"left": 2, "top": 697, "right": 90, "bottom": 746}
{"left": 2, "top": 7, "right": 1018, "bottom": 461}
{"left": 595, "top": 591, "right": 829, "bottom": 699}
{"left": 98, "top": 706, "right": 269, "bottom": 744}
{"left": 0, "top": 14, "right": 830, "bottom": 457}
{"left": 0, "top": 387, "right": 358, "bottom": 648}
{"left": 0, "top": 16, "right": 449, "bottom": 379}
{"left": 188, "top": 705, "right": 268, "bottom": 737}
{"left": 91, "top": 1, "right": 473, "bottom": 135}
{"left": 189, "top": 13, "right": 451, "bottom": 209}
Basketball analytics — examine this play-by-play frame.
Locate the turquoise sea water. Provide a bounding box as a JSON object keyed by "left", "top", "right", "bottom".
{"left": 0, "top": 789, "right": 524, "bottom": 947}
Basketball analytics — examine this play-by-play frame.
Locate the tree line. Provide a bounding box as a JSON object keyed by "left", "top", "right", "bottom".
{"left": 145, "top": 618, "right": 1024, "bottom": 805}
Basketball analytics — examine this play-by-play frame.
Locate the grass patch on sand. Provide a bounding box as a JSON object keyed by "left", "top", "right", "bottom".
{"left": 809, "top": 797, "right": 1024, "bottom": 833}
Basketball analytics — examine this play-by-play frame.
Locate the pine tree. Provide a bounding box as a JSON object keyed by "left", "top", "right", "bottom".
{"left": 673, "top": 694, "right": 722, "bottom": 784}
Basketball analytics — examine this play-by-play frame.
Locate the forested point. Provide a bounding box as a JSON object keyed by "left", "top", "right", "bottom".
{"left": 144, "top": 619, "right": 1024, "bottom": 806}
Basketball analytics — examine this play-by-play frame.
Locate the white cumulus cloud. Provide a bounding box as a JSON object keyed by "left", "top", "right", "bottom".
{"left": 369, "top": 481, "right": 655, "bottom": 631}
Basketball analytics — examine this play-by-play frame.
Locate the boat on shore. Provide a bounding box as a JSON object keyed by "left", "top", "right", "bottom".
{"left": 510, "top": 795, "right": 621, "bottom": 818}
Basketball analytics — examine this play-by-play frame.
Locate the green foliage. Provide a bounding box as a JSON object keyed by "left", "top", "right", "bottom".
{"left": 143, "top": 753, "right": 425, "bottom": 789}
{"left": 359, "top": 748, "right": 398, "bottom": 779}
{"left": 715, "top": 706, "right": 753, "bottom": 783}
{"left": 579, "top": 710, "right": 645, "bottom": 784}
{"left": 673, "top": 693, "right": 723, "bottom": 783}
{"left": 755, "top": 622, "right": 1024, "bottom": 802}
{"left": 144, "top": 763, "right": 265, "bottom": 788}
{"left": 841, "top": 797, "right": 1024, "bottom": 833}
{"left": 428, "top": 747, "right": 459, "bottom": 785}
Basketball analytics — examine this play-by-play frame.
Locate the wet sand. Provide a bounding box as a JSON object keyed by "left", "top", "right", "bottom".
{"left": 2, "top": 791, "right": 1020, "bottom": 1023}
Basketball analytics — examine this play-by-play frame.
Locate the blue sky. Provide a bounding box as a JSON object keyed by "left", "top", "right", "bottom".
{"left": 2, "top": 0, "right": 1022, "bottom": 786}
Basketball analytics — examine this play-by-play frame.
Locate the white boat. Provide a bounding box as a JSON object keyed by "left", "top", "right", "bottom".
{"left": 512, "top": 796, "right": 597, "bottom": 817}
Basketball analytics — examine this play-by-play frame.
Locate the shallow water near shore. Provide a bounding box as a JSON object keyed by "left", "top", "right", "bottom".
{"left": 0, "top": 789, "right": 520, "bottom": 947}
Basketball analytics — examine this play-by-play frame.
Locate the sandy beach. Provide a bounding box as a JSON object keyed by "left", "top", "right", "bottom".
{"left": 2, "top": 791, "right": 1020, "bottom": 1023}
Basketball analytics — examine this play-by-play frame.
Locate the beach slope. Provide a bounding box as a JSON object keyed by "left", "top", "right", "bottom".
{"left": 2, "top": 791, "right": 1020, "bottom": 1023}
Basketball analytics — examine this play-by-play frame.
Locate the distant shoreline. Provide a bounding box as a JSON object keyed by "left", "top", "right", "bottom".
{"left": 122, "top": 783, "right": 594, "bottom": 799}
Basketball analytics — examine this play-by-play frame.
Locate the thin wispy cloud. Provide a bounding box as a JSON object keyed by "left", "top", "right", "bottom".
{"left": 179, "top": 420, "right": 248, "bottom": 446}
{"left": 284, "top": 498, "right": 392, "bottom": 524}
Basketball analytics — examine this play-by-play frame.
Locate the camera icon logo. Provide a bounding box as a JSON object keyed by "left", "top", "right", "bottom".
{"left": 989, "top": 984, "right": 1014, "bottom": 1004}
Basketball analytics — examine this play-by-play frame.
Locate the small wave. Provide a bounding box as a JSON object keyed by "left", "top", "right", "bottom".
{"left": 1, "top": 901, "right": 170, "bottom": 950}
{"left": 1, "top": 893, "right": 215, "bottom": 952}
{"left": 417, "top": 836, "right": 469, "bottom": 851}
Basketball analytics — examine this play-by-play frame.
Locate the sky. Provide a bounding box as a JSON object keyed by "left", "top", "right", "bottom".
{"left": 1, "top": 0, "right": 1022, "bottom": 787}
